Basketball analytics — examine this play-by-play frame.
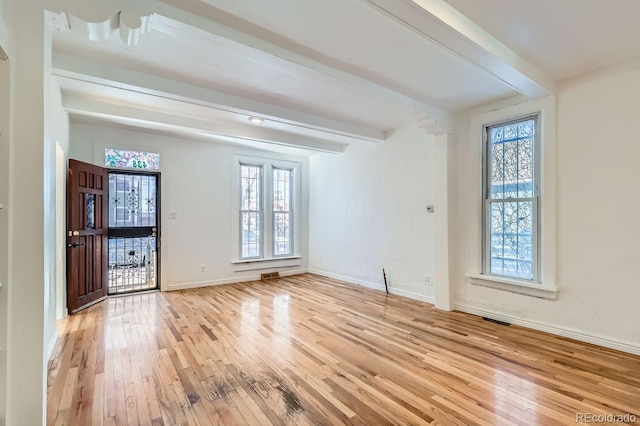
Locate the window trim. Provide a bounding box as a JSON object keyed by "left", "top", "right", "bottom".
{"left": 482, "top": 114, "right": 541, "bottom": 283}
{"left": 465, "top": 272, "right": 557, "bottom": 300}
{"left": 232, "top": 155, "right": 301, "bottom": 264}
{"left": 466, "top": 97, "right": 557, "bottom": 296}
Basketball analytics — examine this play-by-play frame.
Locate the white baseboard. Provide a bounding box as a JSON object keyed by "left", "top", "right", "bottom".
{"left": 308, "top": 269, "right": 435, "bottom": 305}
{"left": 166, "top": 269, "right": 308, "bottom": 291}
{"left": 391, "top": 288, "right": 435, "bottom": 305}
{"left": 308, "top": 268, "right": 384, "bottom": 291}
{"left": 46, "top": 329, "right": 58, "bottom": 361}
{"left": 455, "top": 303, "right": 640, "bottom": 356}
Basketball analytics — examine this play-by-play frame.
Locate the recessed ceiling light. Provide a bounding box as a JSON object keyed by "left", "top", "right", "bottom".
{"left": 248, "top": 117, "right": 264, "bottom": 125}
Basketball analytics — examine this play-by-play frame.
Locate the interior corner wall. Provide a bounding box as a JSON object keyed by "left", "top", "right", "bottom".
{"left": 43, "top": 55, "right": 65, "bottom": 366}
{"left": 51, "top": 78, "right": 69, "bottom": 325}
{"left": 68, "top": 123, "right": 310, "bottom": 289}
{"left": 308, "top": 123, "right": 436, "bottom": 303}
{"left": 450, "top": 67, "right": 640, "bottom": 353}
{"left": 0, "top": 54, "right": 10, "bottom": 426}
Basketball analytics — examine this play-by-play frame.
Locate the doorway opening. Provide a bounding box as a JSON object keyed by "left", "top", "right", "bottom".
{"left": 107, "top": 172, "right": 159, "bottom": 294}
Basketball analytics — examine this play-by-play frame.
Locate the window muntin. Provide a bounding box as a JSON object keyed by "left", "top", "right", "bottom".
{"left": 484, "top": 116, "right": 539, "bottom": 281}
{"left": 240, "top": 164, "right": 262, "bottom": 259}
{"left": 273, "top": 168, "right": 293, "bottom": 256}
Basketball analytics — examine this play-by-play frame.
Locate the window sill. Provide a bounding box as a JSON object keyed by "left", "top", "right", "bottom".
{"left": 231, "top": 256, "right": 302, "bottom": 272}
{"left": 465, "top": 273, "right": 558, "bottom": 300}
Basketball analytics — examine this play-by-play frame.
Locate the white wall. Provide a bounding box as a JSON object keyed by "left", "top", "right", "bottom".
{"left": 49, "top": 78, "right": 69, "bottom": 333}
{"left": 309, "top": 123, "right": 436, "bottom": 303}
{"left": 0, "top": 56, "right": 9, "bottom": 426}
{"left": 450, "top": 67, "right": 640, "bottom": 353}
{"left": 0, "top": 0, "right": 10, "bottom": 58}
{"left": 5, "top": 2, "right": 51, "bottom": 423}
{"left": 55, "top": 141, "right": 67, "bottom": 321}
{"left": 69, "top": 123, "right": 310, "bottom": 289}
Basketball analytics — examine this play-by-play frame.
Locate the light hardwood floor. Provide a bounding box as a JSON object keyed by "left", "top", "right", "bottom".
{"left": 47, "top": 274, "right": 640, "bottom": 425}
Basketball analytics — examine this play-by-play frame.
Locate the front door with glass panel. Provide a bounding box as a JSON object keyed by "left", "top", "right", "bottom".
{"left": 108, "top": 172, "right": 159, "bottom": 294}
{"left": 67, "top": 159, "right": 109, "bottom": 312}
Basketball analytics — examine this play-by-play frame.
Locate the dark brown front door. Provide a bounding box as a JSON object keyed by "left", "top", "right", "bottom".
{"left": 67, "top": 159, "right": 108, "bottom": 313}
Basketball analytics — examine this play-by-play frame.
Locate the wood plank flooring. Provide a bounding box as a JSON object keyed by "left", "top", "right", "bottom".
{"left": 47, "top": 274, "right": 640, "bottom": 425}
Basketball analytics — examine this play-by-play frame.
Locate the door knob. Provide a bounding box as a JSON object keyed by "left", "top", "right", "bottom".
{"left": 67, "top": 242, "right": 86, "bottom": 248}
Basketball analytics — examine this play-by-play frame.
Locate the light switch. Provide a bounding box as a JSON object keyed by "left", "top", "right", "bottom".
{"left": 427, "top": 205, "right": 435, "bottom": 213}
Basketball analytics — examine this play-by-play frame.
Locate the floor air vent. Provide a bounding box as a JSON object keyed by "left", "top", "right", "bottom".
{"left": 482, "top": 317, "right": 511, "bottom": 326}
{"left": 261, "top": 272, "right": 280, "bottom": 280}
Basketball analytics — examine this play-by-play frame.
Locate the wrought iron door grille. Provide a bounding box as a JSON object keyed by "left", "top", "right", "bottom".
{"left": 108, "top": 237, "right": 157, "bottom": 294}
{"left": 108, "top": 172, "right": 159, "bottom": 294}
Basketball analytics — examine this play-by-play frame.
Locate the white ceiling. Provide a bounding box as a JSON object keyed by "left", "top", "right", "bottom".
{"left": 49, "top": 0, "right": 640, "bottom": 154}
{"left": 53, "top": 26, "right": 423, "bottom": 133}
{"left": 69, "top": 113, "right": 320, "bottom": 157}
{"left": 179, "top": 0, "right": 518, "bottom": 112}
{"left": 445, "top": 0, "right": 640, "bottom": 81}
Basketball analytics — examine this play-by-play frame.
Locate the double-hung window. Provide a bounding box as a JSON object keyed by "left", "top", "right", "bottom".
{"left": 235, "top": 156, "right": 299, "bottom": 261}
{"left": 240, "top": 164, "right": 263, "bottom": 259}
{"left": 483, "top": 115, "right": 540, "bottom": 281}
{"left": 272, "top": 168, "right": 293, "bottom": 256}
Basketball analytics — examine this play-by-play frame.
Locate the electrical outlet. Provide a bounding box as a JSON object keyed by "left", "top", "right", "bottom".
{"left": 168, "top": 211, "right": 177, "bottom": 219}
{"left": 200, "top": 265, "right": 205, "bottom": 272}
{"left": 423, "top": 274, "right": 433, "bottom": 286}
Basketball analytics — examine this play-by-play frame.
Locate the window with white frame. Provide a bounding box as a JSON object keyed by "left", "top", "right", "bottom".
{"left": 240, "top": 164, "right": 263, "bottom": 259}
{"left": 273, "top": 168, "right": 293, "bottom": 256}
{"left": 235, "top": 156, "right": 299, "bottom": 261}
{"left": 483, "top": 115, "right": 540, "bottom": 281}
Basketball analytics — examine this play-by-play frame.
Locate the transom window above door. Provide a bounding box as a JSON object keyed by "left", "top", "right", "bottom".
{"left": 105, "top": 148, "right": 160, "bottom": 171}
